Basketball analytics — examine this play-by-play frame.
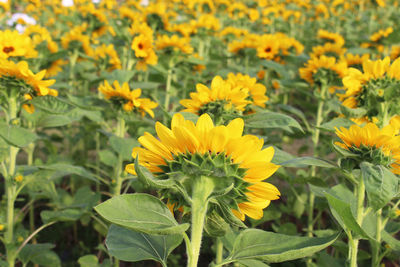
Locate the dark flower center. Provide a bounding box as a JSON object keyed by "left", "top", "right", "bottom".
{"left": 3, "top": 46, "right": 14, "bottom": 53}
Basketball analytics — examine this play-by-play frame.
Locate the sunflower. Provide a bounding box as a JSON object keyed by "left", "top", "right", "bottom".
{"left": 335, "top": 123, "right": 400, "bottom": 174}
{"left": 0, "top": 59, "right": 56, "bottom": 113}
{"left": 226, "top": 73, "right": 269, "bottom": 108}
{"left": 125, "top": 113, "right": 280, "bottom": 220}
{"left": 179, "top": 76, "right": 251, "bottom": 119}
{"left": 339, "top": 57, "right": 400, "bottom": 123}
{"left": 0, "top": 30, "right": 38, "bottom": 59}
{"left": 61, "top": 24, "right": 94, "bottom": 57}
{"left": 341, "top": 53, "right": 370, "bottom": 69}
{"left": 131, "top": 34, "right": 158, "bottom": 70}
{"left": 299, "top": 55, "right": 347, "bottom": 86}
{"left": 310, "top": 42, "right": 347, "bottom": 59}
{"left": 370, "top": 27, "right": 393, "bottom": 42}
{"left": 256, "top": 35, "right": 280, "bottom": 60}
{"left": 98, "top": 80, "right": 157, "bottom": 117}
{"left": 94, "top": 44, "right": 122, "bottom": 70}
{"left": 155, "top": 34, "right": 193, "bottom": 54}
{"left": 317, "top": 29, "right": 345, "bottom": 46}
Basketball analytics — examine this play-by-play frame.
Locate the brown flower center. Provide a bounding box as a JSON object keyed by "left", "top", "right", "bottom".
{"left": 138, "top": 43, "right": 144, "bottom": 49}
{"left": 264, "top": 47, "right": 271, "bottom": 53}
{"left": 3, "top": 46, "right": 15, "bottom": 53}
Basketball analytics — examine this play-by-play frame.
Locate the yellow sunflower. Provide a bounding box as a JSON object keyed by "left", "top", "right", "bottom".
{"left": 299, "top": 55, "right": 347, "bottom": 85}
{"left": 94, "top": 44, "right": 122, "bottom": 70}
{"left": 155, "top": 34, "right": 193, "bottom": 54}
{"left": 335, "top": 123, "right": 400, "bottom": 174}
{"left": 0, "top": 59, "right": 56, "bottom": 113}
{"left": 226, "top": 73, "right": 269, "bottom": 108}
{"left": 0, "top": 30, "right": 38, "bottom": 59}
{"left": 98, "top": 80, "right": 157, "bottom": 117}
{"left": 339, "top": 57, "right": 400, "bottom": 122}
{"left": 310, "top": 42, "right": 347, "bottom": 59}
{"left": 317, "top": 29, "right": 345, "bottom": 46}
{"left": 125, "top": 113, "right": 280, "bottom": 220}
{"left": 179, "top": 76, "right": 251, "bottom": 116}
{"left": 131, "top": 34, "right": 158, "bottom": 70}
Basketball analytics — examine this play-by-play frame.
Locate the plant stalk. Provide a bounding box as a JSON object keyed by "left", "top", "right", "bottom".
{"left": 187, "top": 176, "right": 214, "bottom": 267}
{"left": 113, "top": 117, "right": 126, "bottom": 196}
{"left": 349, "top": 178, "right": 365, "bottom": 267}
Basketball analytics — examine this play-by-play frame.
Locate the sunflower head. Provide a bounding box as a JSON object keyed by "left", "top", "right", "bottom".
{"left": 126, "top": 113, "right": 280, "bottom": 224}
{"left": 339, "top": 57, "right": 400, "bottom": 125}
{"left": 0, "top": 59, "right": 56, "bottom": 115}
{"left": 299, "top": 55, "right": 347, "bottom": 87}
{"left": 180, "top": 76, "right": 251, "bottom": 124}
{"left": 335, "top": 123, "right": 400, "bottom": 174}
{"left": 98, "top": 80, "right": 157, "bottom": 117}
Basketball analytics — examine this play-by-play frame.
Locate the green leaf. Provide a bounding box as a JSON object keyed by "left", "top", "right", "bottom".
{"left": 260, "top": 60, "right": 289, "bottom": 79}
{"left": 270, "top": 146, "right": 295, "bottom": 165}
{"left": 37, "top": 114, "right": 73, "bottom": 128}
{"left": 109, "top": 136, "right": 139, "bottom": 160}
{"left": 244, "top": 112, "right": 303, "bottom": 133}
{"left": 135, "top": 159, "right": 178, "bottom": 189}
{"left": 0, "top": 122, "right": 37, "bottom": 147}
{"left": 31, "top": 96, "right": 73, "bottom": 114}
{"left": 78, "top": 255, "right": 99, "bottom": 267}
{"left": 19, "top": 244, "right": 61, "bottom": 267}
{"left": 94, "top": 193, "right": 189, "bottom": 235}
{"left": 41, "top": 209, "right": 83, "bottom": 223}
{"left": 382, "top": 230, "right": 400, "bottom": 251}
{"left": 324, "top": 192, "right": 370, "bottom": 239}
{"left": 104, "top": 69, "right": 136, "bottom": 83}
{"left": 360, "top": 162, "right": 399, "bottom": 211}
{"left": 133, "top": 82, "right": 160, "bottom": 90}
{"left": 319, "top": 118, "right": 355, "bottom": 132}
{"left": 225, "top": 229, "right": 339, "bottom": 263}
{"left": 37, "top": 163, "right": 99, "bottom": 183}
{"left": 280, "top": 157, "right": 337, "bottom": 168}
{"left": 99, "top": 150, "right": 118, "bottom": 167}
{"left": 238, "top": 259, "right": 270, "bottom": 267}
{"left": 106, "top": 224, "right": 182, "bottom": 265}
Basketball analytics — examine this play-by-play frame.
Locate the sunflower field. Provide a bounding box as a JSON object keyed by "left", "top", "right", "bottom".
{"left": 1, "top": 0, "right": 400, "bottom": 266}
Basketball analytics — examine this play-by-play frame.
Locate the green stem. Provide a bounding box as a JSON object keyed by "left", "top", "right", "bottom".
{"left": 215, "top": 238, "right": 224, "bottom": 264}
{"left": 113, "top": 117, "right": 126, "bottom": 196}
{"left": 187, "top": 176, "right": 214, "bottom": 267}
{"left": 164, "top": 59, "right": 174, "bottom": 113}
{"left": 5, "top": 97, "right": 19, "bottom": 267}
{"left": 307, "top": 84, "right": 327, "bottom": 239}
{"left": 371, "top": 209, "right": 382, "bottom": 267}
{"left": 349, "top": 178, "right": 365, "bottom": 267}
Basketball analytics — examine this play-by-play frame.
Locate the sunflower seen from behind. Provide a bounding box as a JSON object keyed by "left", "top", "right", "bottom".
{"left": 125, "top": 113, "right": 281, "bottom": 221}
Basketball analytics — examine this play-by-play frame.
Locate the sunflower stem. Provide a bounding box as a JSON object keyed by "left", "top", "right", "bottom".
{"left": 113, "top": 117, "right": 126, "bottom": 196}
{"left": 215, "top": 238, "right": 224, "bottom": 264}
{"left": 349, "top": 177, "right": 365, "bottom": 267}
{"left": 164, "top": 58, "right": 174, "bottom": 112}
{"left": 371, "top": 209, "right": 382, "bottom": 267}
{"left": 5, "top": 97, "right": 19, "bottom": 267}
{"left": 187, "top": 176, "right": 214, "bottom": 267}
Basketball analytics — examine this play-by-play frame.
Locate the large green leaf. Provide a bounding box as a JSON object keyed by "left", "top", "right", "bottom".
{"left": 94, "top": 193, "right": 189, "bottom": 235}
{"left": 382, "top": 230, "right": 400, "bottom": 251}
{"left": 0, "top": 122, "right": 37, "bottom": 147}
{"left": 105, "top": 224, "right": 182, "bottom": 266}
{"left": 78, "top": 255, "right": 99, "bottom": 267}
{"left": 37, "top": 114, "right": 73, "bottom": 128}
{"left": 31, "top": 96, "right": 73, "bottom": 114}
{"left": 360, "top": 162, "right": 399, "bottom": 211}
{"left": 319, "top": 118, "right": 355, "bottom": 131}
{"left": 41, "top": 209, "right": 84, "bottom": 223}
{"left": 19, "top": 244, "right": 61, "bottom": 267}
{"left": 244, "top": 112, "right": 303, "bottom": 133}
{"left": 324, "top": 192, "right": 370, "bottom": 239}
{"left": 37, "top": 163, "right": 99, "bottom": 182}
{"left": 109, "top": 136, "right": 139, "bottom": 160}
{"left": 224, "top": 229, "right": 339, "bottom": 263}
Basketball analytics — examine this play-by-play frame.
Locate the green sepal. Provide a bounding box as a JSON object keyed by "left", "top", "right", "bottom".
{"left": 204, "top": 210, "right": 231, "bottom": 237}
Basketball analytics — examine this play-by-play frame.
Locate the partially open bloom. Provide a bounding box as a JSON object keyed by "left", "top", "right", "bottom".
{"left": 126, "top": 113, "right": 280, "bottom": 220}
{"left": 98, "top": 80, "right": 157, "bottom": 117}
{"left": 335, "top": 123, "right": 400, "bottom": 174}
